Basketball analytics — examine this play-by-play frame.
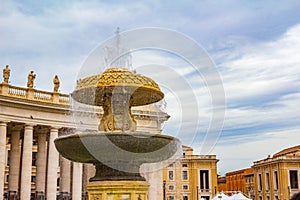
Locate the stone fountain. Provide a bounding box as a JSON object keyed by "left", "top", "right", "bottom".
{"left": 54, "top": 67, "right": 181, "bottom": 200}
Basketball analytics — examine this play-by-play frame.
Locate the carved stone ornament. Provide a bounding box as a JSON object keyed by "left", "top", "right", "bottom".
{"left": 27, "top": 71, "right": 36, "bottom": 88}
{"left": 2, "top": 65, "right": 10, "bottom": 84}
{"left": 91, "top": 194, "right": 101, "bottom": 200}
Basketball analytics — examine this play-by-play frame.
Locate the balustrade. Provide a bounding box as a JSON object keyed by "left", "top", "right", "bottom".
{"left": 0, "top": 83, "right": 69, "bottom": 105}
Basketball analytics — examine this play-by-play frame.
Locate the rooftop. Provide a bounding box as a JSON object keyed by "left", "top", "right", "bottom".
{"left": 273, "top": 145, "right": 300, "bottom": 158}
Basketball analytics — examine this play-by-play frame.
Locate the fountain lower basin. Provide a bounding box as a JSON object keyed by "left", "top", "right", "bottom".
{"left": 54, "top": 132, "right": 181, "bottom": 181}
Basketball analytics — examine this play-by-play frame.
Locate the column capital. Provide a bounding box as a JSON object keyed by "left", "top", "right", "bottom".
{"left": 10, "top": 124, "right": 24, "bottom": 132}
{"left": 35, "top": 127, "right": 49, "bottom": 134}
{"left": 58, "top": 128, "right": 74, "bottom": 136}
{"left": 0, "top": 121, "right": 9, "bottom": 126}
{"left": 25, "top": 124, "right": 36, "bottom": 129}
{"left": 50, "top": 127, "right": 60, "bottom": 132}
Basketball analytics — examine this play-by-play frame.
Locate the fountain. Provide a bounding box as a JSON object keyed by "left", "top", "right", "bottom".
{"left": 54, "top": 67, "right": 181, "bottom": 200}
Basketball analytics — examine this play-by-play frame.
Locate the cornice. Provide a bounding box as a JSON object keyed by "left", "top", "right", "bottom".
{"left": 0, "top": 95, "right": 70, "bottom": 114}
{"left": 253, "top": 157, "right": 300, "bottom": 168}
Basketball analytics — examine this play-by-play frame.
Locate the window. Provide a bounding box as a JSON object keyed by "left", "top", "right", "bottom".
{"left": 7, "top": 150, "right": 10, "bottom": 166}
{"left": 289, "top": 170, "right": 298, "bottom": 189}
{"left": 168, "top": 171, "right": 174, "bottom": 181}
{"left": 258, "top": 174, "right": 262, "bottom": 191}
{"left": 183, "top": 185, "right": 188, "bottom": 190}
{"left": 183, "top": 196, "right": 188, "bottom": 200}
{"left": 200, "top": 170, "right": 209, "bottom": 190}
{"left": 31, "top": 176, "right": 36, "bottom": 183}
{"left": 182, "top": 164, "right": 187, "bottom": 167}
{"left": 168, "top": 185, "right": 174, "bottom": 191}
{"left": 169, "top": 196, "right": 174, "bottom": 200}
{"left": 32, "top": 152, "right": 37, "bottom": 166}
{"left": 201, "top": 196, "right": 210, "bottom": 200}
{"left": 274, "top": 171, "right": 278, "bottom": 190}
{"left": 182, "top": 170, "right": 188, "bottom": 180}
{"left": 266, "top": 173, "right": 270, "bottom": 190}
{"left": 33, "top": 137, "right": 38, "bottom": 145}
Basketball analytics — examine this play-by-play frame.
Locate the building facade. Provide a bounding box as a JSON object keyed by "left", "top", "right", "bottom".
{"left": 217, "top": 146, "right": 300, "bottom": 200}
{"left": 162, "top": 146, "right": 219, "bottom": 200}
{"left": 244, "top": 168, "right": 255, "bottom": 199}
{"left": 0, "top": 67, "right": 169, "bottom": 200}
{"left": 252, "top": 145, "right": 300, "bottom": 200}
{"left": 225, "top": 168, "right": 254, "bottom": 196}
{"left": 217, "top": 176, "right": 226, "bottom": 192}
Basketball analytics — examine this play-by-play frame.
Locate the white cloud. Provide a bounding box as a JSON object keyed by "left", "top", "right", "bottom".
{"left": 0, "top": 1, "right": 150, "bottom": 92}
{"left": 221, "top": 24, "right": 300, "bottom": 128}
{"left": 203, "top": 24, "right": 300, "bottom": 174}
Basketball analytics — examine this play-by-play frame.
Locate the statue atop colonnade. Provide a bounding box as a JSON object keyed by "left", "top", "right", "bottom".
{"left": 2, "top": 65, "right": 10, "bottom": 84}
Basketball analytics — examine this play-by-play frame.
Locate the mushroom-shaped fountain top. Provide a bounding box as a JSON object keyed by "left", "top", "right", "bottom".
{"left": 71, "top": 68, "right": 164, "bottom": 106}
{"left": 71, "top": 68, "right": 164, "bottom": 132}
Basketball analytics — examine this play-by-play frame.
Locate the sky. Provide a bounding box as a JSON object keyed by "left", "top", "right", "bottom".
{"left": 1, "top": 0, "right": 300, "bottom": 175}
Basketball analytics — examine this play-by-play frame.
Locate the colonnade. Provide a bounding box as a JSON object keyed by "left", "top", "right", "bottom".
{"left": 0, "top": 122, "right": 88, "bottom": 200}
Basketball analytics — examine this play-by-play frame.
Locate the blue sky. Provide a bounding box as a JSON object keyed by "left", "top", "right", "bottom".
{"left": 1, "top": 0, "right": 300, "bottom": 175}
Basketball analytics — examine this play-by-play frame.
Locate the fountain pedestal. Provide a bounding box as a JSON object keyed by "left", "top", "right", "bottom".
{"left": 88, "top": 180, "right": 149, "bottom": 200}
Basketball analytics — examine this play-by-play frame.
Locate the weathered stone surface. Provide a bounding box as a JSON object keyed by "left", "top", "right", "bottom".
{"left": 54, "top": 131, "right": 181, "bottom": 181}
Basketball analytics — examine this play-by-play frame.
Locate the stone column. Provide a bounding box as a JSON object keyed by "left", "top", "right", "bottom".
{"left": 141, "top": 163, "right": 163, "bottom": 200}
{"left": 72, "top": 162, "right": 83, "bottom": 200}
{"left": 59, "top": 156, "right": 71, "bottom": 197}
{"left": 46, "top": 127, "right": 59, "bottom": 200}
{"left": 20, "top": 124, "right": 34, "bottom": 200}
{"left": 82, "top": 164, "right": 94, "bottom": 199}
{"left": 35, "top": 129, "right": 48, "bottom": 196}
{"left": 8, "top": 126, "right": 22, "bottom": 193}
{"left": 82, "top": 164, "right": 89, "bottom": 194}
{"left": 0, "top": 121, "right": 8, "bottom": 199}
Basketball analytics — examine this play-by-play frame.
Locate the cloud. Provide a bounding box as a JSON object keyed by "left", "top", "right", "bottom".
{"left": 1, "top": 0, "right": 299, "bottom": 91}
{"left": 218, "top": 24, "right": 300, "bottom": 132}
{"left": 203, "top": 24, "right": 300, "bottom": 174}
{"left": 0, "top": 1, "right": 151, "bottom": 92}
